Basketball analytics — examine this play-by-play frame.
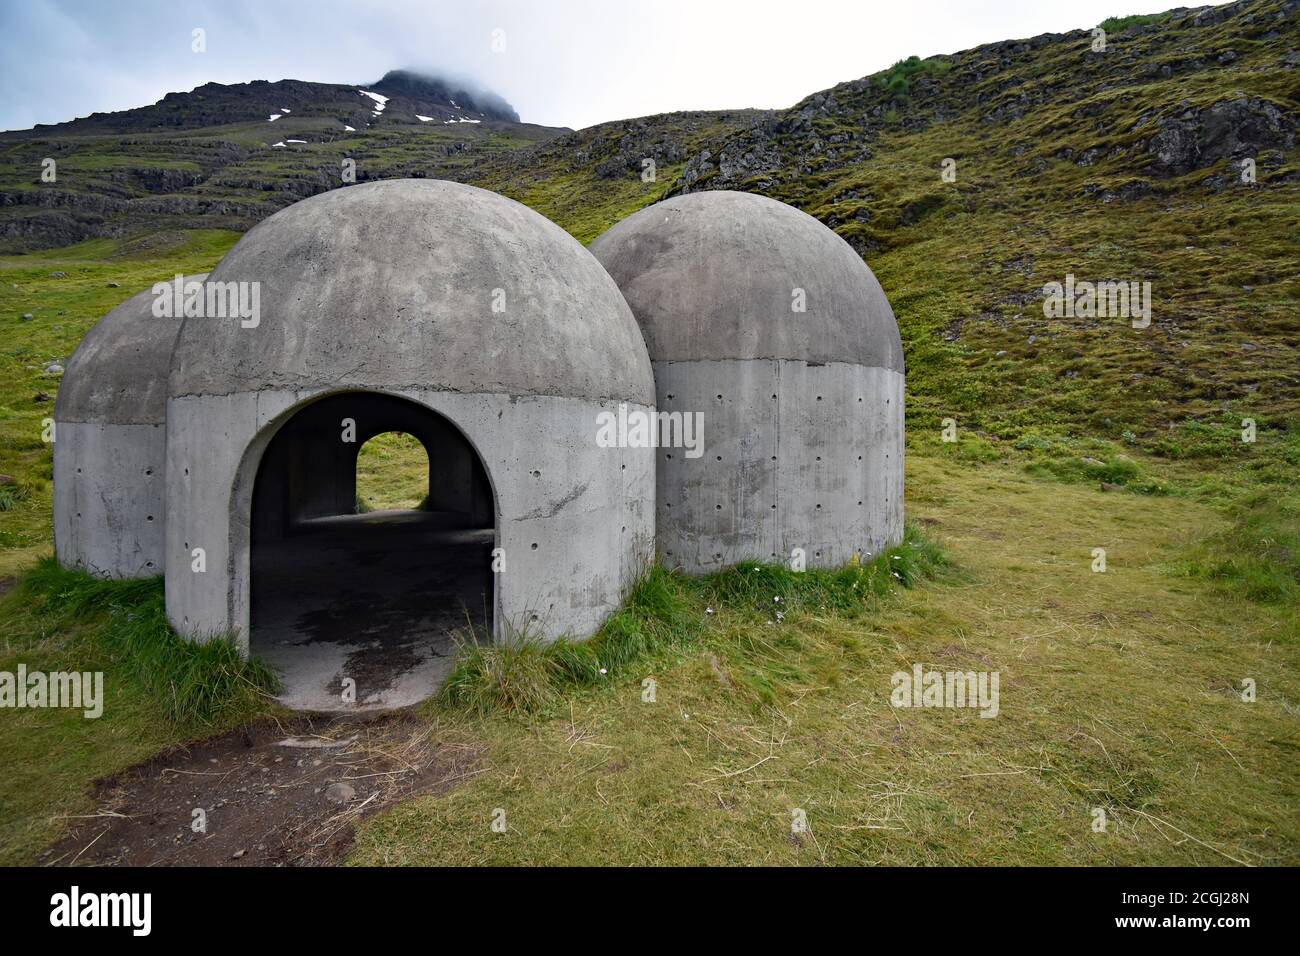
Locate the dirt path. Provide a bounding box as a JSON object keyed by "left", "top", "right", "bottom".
{"left": 42, "top": 713, "right": 482, "bottom": 866}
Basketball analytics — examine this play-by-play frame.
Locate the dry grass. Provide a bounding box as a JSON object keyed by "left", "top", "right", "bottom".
{"left": 354, "top": 431, "right": 428, "bottom": 512}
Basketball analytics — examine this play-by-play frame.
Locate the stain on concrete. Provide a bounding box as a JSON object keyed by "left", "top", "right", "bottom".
{"left": 251, "top": 509, "right": 493, "bottom": 711}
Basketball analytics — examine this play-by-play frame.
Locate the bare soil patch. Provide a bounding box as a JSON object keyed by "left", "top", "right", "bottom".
{"left": 42, "top": 713, "right": 482, "bottom": 866}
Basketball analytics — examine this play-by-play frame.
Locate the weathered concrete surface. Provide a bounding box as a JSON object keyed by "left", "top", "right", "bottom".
{"left": 53, "top": 422, "right": 166, "bottom": 577}
{"left": 591, "top": 191, "right": 905, "bottom": 571}
{"left": 250, "top": 510, "right": 493, "bottom": 711}
{"left": 165, "top": 179, "right": 656, "bottom": 652}
{"left": 53, "top": 275, "right": 204, "bottom": 578}
{"left": 169, "top": 180, "right": 654, "bottom": 406}
{"left": 590, "top": 191, "right": 903, "bottom": 371}
{"left": 654, "top": 360, "right": 903, "bottom": 570}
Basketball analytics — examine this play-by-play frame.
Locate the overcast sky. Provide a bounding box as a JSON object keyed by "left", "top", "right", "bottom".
{"left": 1, "top": 0, "right": 1185, "bottom": 132}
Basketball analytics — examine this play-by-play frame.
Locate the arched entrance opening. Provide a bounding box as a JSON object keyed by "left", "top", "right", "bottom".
{"left": 249, "top": 392, "right": 495, "bottom": 710}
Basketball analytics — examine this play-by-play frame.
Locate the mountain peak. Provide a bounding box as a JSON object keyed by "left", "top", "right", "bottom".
{"left": 371, "top": 70, "right": 520, "bottom": 123}
{"left": 9, "top": 70, "right": 520, "bottom": 135}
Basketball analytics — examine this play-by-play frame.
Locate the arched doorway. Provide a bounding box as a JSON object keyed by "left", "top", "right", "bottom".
{"left": 248, "top": 392, "right": 495, "bottom": 710}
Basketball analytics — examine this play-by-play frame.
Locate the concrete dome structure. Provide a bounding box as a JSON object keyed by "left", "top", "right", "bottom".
{"left": 52, "top": 179, "right": 906, "bottom": 711}
{"left": 591, "top": 190, "right": 904, "bottom": 571}
{"left": 53, "top": 275, "right": 204, "bottom": 578}
{"left": 162, "top": 180, "right": 655, "bottom": 707}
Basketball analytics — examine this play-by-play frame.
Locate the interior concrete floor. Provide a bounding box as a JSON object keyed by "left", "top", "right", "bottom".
{"left": 250, "top": 509, "right": 494, "bottom": 711}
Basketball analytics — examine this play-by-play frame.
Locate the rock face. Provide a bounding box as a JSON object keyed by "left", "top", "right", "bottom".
{"left": 371, "top": 70, "right": 520, "bottom": 123}
{"left": 23, "top": 71, "right": 520, "bottom": 135}
{"left": 673, "top": 0, "right": 1299, "bottom": 210}
{"left": 1147, "top": 96, "right": 1297, "bottom": 175}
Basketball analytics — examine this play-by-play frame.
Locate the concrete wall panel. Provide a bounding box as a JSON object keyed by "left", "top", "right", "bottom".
{"left": 652, "top": 359, "right": 903, "bottom": 572}
{"left": 165, "top": 388, "right": 654, "bottom": 653}
{"left": 53, "top": 421, "right": 166, "bottom": 578}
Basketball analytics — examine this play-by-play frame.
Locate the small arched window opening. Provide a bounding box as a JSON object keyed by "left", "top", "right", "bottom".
{"left": 355, "top": 431, "right": 429, "bottom": 513}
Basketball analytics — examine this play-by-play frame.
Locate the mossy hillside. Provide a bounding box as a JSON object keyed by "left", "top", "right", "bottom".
{"left": 0, "top": 118, "right": 563, "bottom": 251}
{"left": 466, "top": 110, "right": 770, "bottom": 243}
{"left": 610, "top": 1, "right": 1298, "bottom": 514}
{"left": 692, "top": 2, "right": 1299, "bottom": 472}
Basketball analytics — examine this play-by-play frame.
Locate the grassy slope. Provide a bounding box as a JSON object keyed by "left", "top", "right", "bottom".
{"left": 465, "top": 110, "right": 771, "bottom": 243}
{"left": 813, "top": 81, "right": 1300, "bottom": 480}
{"left": 485, "top": 2, "right": 1299, "bottom": 482}
{"left": 351, "top": 453, "right": 1298, "bottom": 865}
{"left": 0, "top": 562, "right": 275, "bottom": 863}
{"left": 5, "top": 444, "right": 1294, "bottom": 864}
{"left": 0, "top": 231, "right": 242, "bottom": 576}
{"left": 355, "top": 431, "right": 429, "bottom": 511}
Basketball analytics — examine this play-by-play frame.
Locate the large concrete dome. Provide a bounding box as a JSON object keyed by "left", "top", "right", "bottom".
{"left": 169, "top": 179, "right": 653, "bottom": 405}
{"left": 53, "top": 275, "right": 204, "bottom": 578}
{"left": 591, "top": 190, "right": 904, "bottom": 572}
{"left": 164, "top": 180, "right": 656, "bottom": 698}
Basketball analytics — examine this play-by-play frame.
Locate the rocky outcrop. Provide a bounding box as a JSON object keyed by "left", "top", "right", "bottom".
{"left": 14, "top": 71, "right": 521, "bottom": 137}
{"left": 673, "top": 0, "right": 1299, "bottom": 210}
{"left": 1146, "top": 96, "right": 1296, "bottom": 175}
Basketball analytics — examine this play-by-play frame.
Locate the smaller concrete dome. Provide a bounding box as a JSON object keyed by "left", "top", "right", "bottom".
{"left": 590, "top": 190, "right": 903, "bottom": 372}
{"left": 55, "top": 276, "right": 205, "bottom": 579}
{"left": 55, "top": 275, "right": 205, "bottom": 425}
{"left": 591, "top": 191, "right": 905, "bottom": 572}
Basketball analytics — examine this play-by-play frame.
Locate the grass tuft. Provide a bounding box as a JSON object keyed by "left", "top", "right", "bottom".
{"left": 1180, "top": 491, "right": 1300, "bottom": 607}
{"left": 439, "top": 623, "right": 559, "bottom": 718}
{"left": 877, "top": 56, "right": 952, "bottom": 102}
{"left": 1099, "top": 13, "right": 1167, "bottom": 33}
{"left": 438, "top": 525, "right": 948, "bottom": 717}
{"left": 14, "top": 558, "right": 279, "bottom": 729}
{"left": 0, "top": 483, "right": 28, "bottom": 512}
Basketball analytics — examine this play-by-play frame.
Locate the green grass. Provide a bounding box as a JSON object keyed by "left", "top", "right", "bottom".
{"left": 876, "top": 56, "right": 952, "bottom": 102}
{"left": 11, "top": 559, "right": 278, "bottom": 727}
{"left": 1099, "top": 13, "right": 1169, "bottom": 33}
{"left": 440, "top": 527, "right": 951, "bottom": 718}
{"left": 0, "top": 229, "right": 241, "bottom": 576}
{"left": 350, "top": 452, "right": 1299, "bottom": 866}
{"left": 355, "top": 431, "right": 429, "bottom": 511}
{"left": 1180, "top": 490, "right": 1300, "bottom": 605}
{"left": 0, "top": 559, "right": 278, "bottom": 863}
{"left": 0, "top": 483, "right": 28, "bottom": 512}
